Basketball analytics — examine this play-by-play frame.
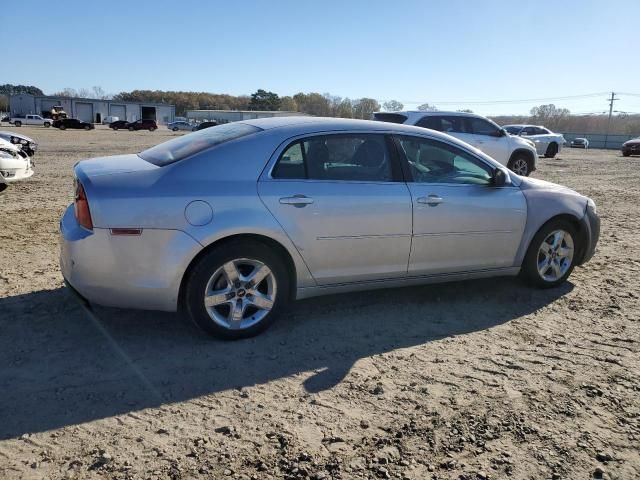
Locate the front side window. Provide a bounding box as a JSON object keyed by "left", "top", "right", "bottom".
{"left": 504, "top": 126, "right": 522, "bottom": 135}
{"left": 415, "top": 116, "right": 442, "bottom": 131}
{"left": 522, "top": 126, "right": 537, "bottom": 136}
{"left": 273, "top": 134, "right": 393, "bottom": 182}
{"left": 395, "top": 135, "right": 493, "bottom": 185}
{"left": 468, "top": 118, "right": 500, "bottom": 136}
{"left": 139, "top": 122, "right": 261, "bottom": 166}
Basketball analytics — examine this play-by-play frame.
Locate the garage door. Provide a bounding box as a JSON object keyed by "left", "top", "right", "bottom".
{"left": 110, "top": 104, "right": 126, "bottom": 121}
{"left": 76, "top": 103, "right": 93, "bottom": 123}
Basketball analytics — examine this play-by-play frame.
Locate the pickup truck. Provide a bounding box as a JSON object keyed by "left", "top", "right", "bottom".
{"left": 10, "top": 114, "right": 53, "bottom": 128}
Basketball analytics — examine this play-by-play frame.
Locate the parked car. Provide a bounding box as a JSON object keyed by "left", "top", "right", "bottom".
{"left": 109, "top": 120, "right": 129, "bottom": 130}
{"left": 374, "top": 111, "right": 538, "bottom": 176}
{"left": 621, "top": 137, "right": 640, "bottom": 157}
{"left": 502, "top": 125, "right": 565, "bottom": 158}
{"left": 10, "top": 114, "right": 52, "bottom": 128}
{"left": 168, "top": 121, "right": 196, "bottom": 132}
{"left": 570, "top": 138, "right": 589, "bottom": 149}
{"left": 102, "top": 116, "right": 120, "bottom": 125}
{"left": 0, "top": 130, "right": 38, "bottom": 157}
{"left": 0, "top": 136, "right": 34, "bottom": 192}
{"left": 60, "top": 118, "right": 599, "bottom": 339}
{"left": 53, "top": 118, "right": 94, "bottom": 130}
{"left": 127, "top": 119, "right": 157, "bottom": 131}
{"left": 195, "top": 121, "right": 218, "bottom": 131}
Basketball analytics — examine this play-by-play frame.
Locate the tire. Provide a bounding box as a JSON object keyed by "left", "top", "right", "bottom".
{"left": 184, "top": 239, "right": 291, "bottom": 339}
{"left": 521, "top": 219, "right": 578, "bottom": 289}
{"left": 172, "top": 127, "right": 178, "bottom": 132}
{"left": 84, "top": 125, "right": 90, "bottom": 130}
{"left": 113, "top": 126, "right": 119, "bottom": 131}
{"left": 544, "top": 142, "right": 558, "bottom": 158}
{"left": 128, "top": 126, "right": 134, "bottom": 131}
{"left": 149, "top": 127, "right": 155, "bottom": 132}
{"left": 14, "top": 121, "right": 21, "bottom": 127}
{"left": 507, "top": 153, "right": 531, "bottom": 176}
{"left": 623, "top": 152, "right": 630, "bottom": 157}
{"left": 0, "top": 183, "right": 7, "bottom": 195}
{"left": 44, "top": 122, "right": 51, "bottom": 128}
{"left": 59, "top": 124, "right": 66, "bottom": 130}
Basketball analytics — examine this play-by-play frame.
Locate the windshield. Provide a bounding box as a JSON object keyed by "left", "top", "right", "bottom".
{"left": 139, "top": 122, "right": 262, "bottom": 166}
{"left": 503, "top": 126, "right": 521, "bottom": 135}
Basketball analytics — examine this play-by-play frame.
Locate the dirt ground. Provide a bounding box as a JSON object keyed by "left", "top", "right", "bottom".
{"left": 0, "top": 125, "right": 638, "bottom": 480}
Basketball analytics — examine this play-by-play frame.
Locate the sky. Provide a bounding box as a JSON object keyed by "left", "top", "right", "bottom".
{"left": 4, "top": 0, "right": 640, "bottom": 116}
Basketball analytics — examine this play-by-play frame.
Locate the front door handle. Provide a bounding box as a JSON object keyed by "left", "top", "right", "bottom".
{"left": 279, "top": 195, "right": 314, "bottom": 207}
{"left": 417, "top": 194, "right": 443, "bottom": 206}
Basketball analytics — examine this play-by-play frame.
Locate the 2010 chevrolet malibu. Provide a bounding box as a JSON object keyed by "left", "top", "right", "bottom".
{"left": 60, "top": 118, "right": 600, "bottom": 339}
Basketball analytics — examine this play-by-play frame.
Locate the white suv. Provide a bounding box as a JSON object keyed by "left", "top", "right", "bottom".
{"left": 374, "top": 111, "right": 538, "bottom": 176}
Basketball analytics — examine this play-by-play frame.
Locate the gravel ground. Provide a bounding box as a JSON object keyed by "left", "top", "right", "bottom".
{"left": 0, "top": 125, "right": 638, "bottom": 480}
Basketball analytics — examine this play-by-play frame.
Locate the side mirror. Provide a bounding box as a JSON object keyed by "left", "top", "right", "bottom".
{"left": 491, "top": 129, "right": 506, "bottom": 137}
{"left": 492, "top": 168, "right": 507, "bottom": 187}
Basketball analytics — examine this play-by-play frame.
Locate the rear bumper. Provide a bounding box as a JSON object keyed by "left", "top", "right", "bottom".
{"left": 577, "top": 206, "right": 600, "bottom": 265}
{"left": 60, "top": 205, "right": 202, "bottom": 312}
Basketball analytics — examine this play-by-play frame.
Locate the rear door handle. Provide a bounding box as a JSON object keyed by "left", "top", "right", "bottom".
{"left": 279, "top": 195, "right": 314, "bottom": 207}
{"left": 417, "top": 195, "right": 443, "bottom": 206}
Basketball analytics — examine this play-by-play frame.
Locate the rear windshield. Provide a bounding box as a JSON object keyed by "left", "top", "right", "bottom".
{"left": 373, "top": 113, "right": 408, "bottom": 124}
{"left": 503, "top": 126, "right": 521, "bottom": 134}
{"left": 139, "top": 122, "right": 262, "bottom": 166}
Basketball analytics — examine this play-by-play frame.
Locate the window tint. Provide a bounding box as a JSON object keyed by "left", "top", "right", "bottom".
{"left": 442, "top": 116, "right": 467, "bottom": 133}
{"left": 373, "top": 113, "right": 408, "bottom": 124}
{"left": 395, "top": 136, "right": 493, "bottom": 185}
{"left": 522, "top": 126, "right": 537, "bottom": 136}
{"left": 416, "top": 116, "right": 442, "bottom": 131}
{"left": 272, "top": 134, "right": 393, "bottom": 182}
{"left": 139, "top": 122, "right": 261, "bottom": 166}
{"left": 535, "top": 127, "right": 550, "bottom": 135}
{"left": 468, "top": 118, "right": 500, "bottom": 136}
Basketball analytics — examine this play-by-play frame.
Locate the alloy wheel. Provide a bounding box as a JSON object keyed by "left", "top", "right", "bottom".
{"left": 204, "top": 258, "right": 277, "bottom": 330}
{"left": 537, "top": 229, "right": 574, "bottom": 282}
{"left": 511, "top": 158, "right": 529, "bottom": 176}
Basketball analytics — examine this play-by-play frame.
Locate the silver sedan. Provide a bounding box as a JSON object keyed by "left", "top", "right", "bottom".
{"left": 60, "top": 118, "right": 600, "bottom": 339}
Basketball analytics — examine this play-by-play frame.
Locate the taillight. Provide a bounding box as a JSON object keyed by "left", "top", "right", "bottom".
{"left": 74, "top": 181, "right": 93, "bottom": 230}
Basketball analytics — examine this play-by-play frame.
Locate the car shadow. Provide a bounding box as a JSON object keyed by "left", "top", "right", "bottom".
{"left": 0, "top": 277, "right": 572, "bottom": 440}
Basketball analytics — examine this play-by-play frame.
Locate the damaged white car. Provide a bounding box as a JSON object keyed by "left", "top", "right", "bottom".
{"left": 0, "top": 131, "right": 35, "bottom": 193}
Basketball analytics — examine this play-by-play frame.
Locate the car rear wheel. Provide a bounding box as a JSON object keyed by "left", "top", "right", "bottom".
{"left": 544, "top": 142, "right": 558, "bottom": 158}
{"left": 44, "top": 122, "right": 51, "bottom": 128}
{"left": 128, "top": 126, "right": 134, "bottom": 131}
{"left": 0, "top": 183, "right": 7, "bottom": 195}
{"left": 149, "top": 127, "right": 156, "bottom": 131}
{"left": 113, "top": 126, "right": 119, "bottom": 131}
{"left": 521, "top": 219, "right": 578, "bottom": 288}
{"left": 59, "top": 124, "right": 66, "bottom": 130}
{"left": 84, "top": 125, "right": 91, "bottom": 130}
{"left": 623, "top": 152, "right": 631, "bottom": 157}
{"left": 508, "top": 154, "right": 531, "bottom": 176}
{"left": 172, "top": 127, "right": 178, "bottom": 132}
{"left": 14, "top": 121, "right": 21, "bottom": 127}
{"left": 184, "top": 240, "right": 290, "bottom": 339}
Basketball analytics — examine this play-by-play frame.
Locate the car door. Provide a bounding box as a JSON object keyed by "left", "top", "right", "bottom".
{"left": 393, "top": 135, "right": 527, "bottom": 275}
{"left": 258, "top": 133, "right": 413, "bottom": 285}
{"left": 464, "top": 117, "right": 511, "bottom": 164}
{"left": 26, "top": 115, "right": 36, "bottom": 125}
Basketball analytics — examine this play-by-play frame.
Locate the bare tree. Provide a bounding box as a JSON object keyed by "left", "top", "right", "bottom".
{"left": 383, "top": 100, "right": 404, "bottom": 112}
{"left": 417, "top": 103, "right": 437, "bottom": 111}
{"left": 77, "top": 87, "right": 91, "bottom": 98}
{"left": 92, "top": 86, "right": 111, "bottom": 100}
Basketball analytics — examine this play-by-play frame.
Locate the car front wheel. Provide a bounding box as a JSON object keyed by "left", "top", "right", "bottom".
{"left": 508, "top": 154, "right": 531, "bottom": 176}
{"left": 128, "top": 126, "right": 134, "bottom": 131}
{"left": 59, "top": 124, "right": 66, "bottom": 130}
{"left": 184, "top": 240, "right": 290, "bottom": 339}
{"left": 44, "top": 122, "right": 51, "bottom": 128}
{"left": 521, "top": 219, "right": 578, "bottom": 288}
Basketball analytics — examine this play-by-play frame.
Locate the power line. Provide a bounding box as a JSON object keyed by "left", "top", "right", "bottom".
{"left": 604, "top": 92, "right": 619, "bottom": 149}
{"left": 396, "top": 92, "right": 610, "bottom": 105}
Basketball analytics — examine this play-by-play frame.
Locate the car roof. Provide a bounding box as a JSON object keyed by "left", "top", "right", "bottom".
{"left": 239, "top": 116, "right": 459, "bottom": 139}
{"left": 397, "top": 110, "right": 488, "bottom": 119}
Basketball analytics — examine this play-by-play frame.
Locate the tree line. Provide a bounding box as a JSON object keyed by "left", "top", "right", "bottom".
{"left": 1, "top": 84, "right": 638, "bottom": 135}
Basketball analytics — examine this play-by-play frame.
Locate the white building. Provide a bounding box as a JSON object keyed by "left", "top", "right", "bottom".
{"left": 9, "top": 94, "right": 175, "bottom": 125}
{"left": 187, "top": 110, "right": 306, "bottom": 124}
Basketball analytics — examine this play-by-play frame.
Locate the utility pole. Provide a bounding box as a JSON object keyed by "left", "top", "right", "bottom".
{"left": 604, "top": 91, "right": 619, "bottom": 149}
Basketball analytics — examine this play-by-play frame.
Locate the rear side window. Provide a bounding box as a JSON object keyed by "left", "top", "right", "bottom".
{"left": 272, "top": 134, "right": 394, "bottom": 182}
{"left": 139, "top": 122, "right": 261, "bottom": 166}
{"left": 373, "top": 113, "right": 408, "bottom": 124}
